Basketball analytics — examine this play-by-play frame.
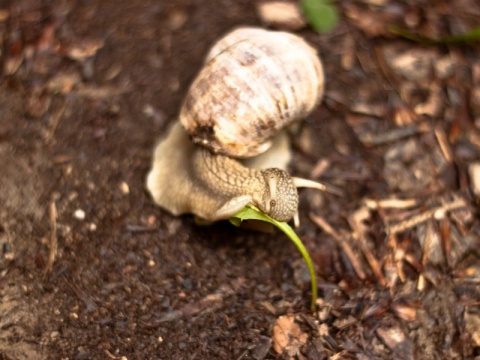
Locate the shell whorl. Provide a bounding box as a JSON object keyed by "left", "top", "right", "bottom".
{"left": 180, "top": 27, "right": 324, "bottom": 158}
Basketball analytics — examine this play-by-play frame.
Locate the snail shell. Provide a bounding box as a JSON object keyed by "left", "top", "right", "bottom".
{"left": 180, "top": 27, "right": 324, "bottom": 158}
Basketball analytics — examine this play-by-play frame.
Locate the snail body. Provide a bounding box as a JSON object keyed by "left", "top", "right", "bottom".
{"left": 147, "top": 27, "right": 332, "bottom": 223}
{"left": 146, "top": 123, "right": 298, "bottom": 222}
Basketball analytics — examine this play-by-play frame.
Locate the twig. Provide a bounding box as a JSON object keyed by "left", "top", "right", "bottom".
{"left": 417, "top": 221, "right": 434, "bottom": 291}
{"left": 359, "top": 237, "right": 386, "bottom": 286}
{"left": 310, "top": 213, "right": 366, "bottom": 280}
{"left": 439, "top": 218, "right": 453, "bottom": 268}
{"left": 359, "top": 123, "right": 429, "bottom": 146}
{"left": 46, "top": 102, "right": 66, "bottom": 142}
{"left": 386, "top": 197, "right": 467, "bottom": 235}
{"left": 44, "top": 201, "right": 57, "bottom": 275}
{"left": 348, "top": 207, "right": 386, "bottom": 286}
{"left": 434, "top": 125, "right": 453, "bottom": 162}
{"left": 364, "top": 198, "right": 418, "bottom": 210}
{"left": 104, "top": 350, "right": 118, "bottom": 359}
{"left": 388, "top": 234, "right": 406, "bottom": 283}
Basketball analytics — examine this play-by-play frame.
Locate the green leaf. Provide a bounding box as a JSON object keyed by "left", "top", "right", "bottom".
{"left": 301, "top": 0, "right": 339, "bottom": 33}
{"left": 389, "top": 25, "right": 480, "bottom": 44}
{"left": 230, "top": 205, "right": 318, "bottom": 312}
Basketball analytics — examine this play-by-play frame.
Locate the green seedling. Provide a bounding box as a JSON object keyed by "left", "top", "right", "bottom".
{"left": 301, "top": 0, "right": 339, "bottom": 33}
{"left": 230, "top": 205, "right": 318, "bottom": 312}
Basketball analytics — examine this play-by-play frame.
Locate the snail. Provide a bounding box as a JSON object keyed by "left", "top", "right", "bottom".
{"left": 146, "top": 27, "right": 337, "bottom": 224}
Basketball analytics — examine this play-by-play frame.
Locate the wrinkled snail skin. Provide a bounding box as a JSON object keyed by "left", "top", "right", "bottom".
{"left": 146, "top": 123, "right": 299, "bottom": 222}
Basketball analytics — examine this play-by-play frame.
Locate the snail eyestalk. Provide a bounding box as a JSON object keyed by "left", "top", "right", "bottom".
{"left": 292, "top": 177, "right": 344, "bottom": 197}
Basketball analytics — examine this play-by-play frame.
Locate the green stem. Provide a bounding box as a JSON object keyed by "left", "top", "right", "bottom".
{"left": 274, "top": 220, "right": 318, "bottom": 312}
{"left": 230, "top": 205, "right": 318, "bottom": 312}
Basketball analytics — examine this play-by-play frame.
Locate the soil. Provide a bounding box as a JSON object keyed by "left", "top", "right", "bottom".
{"left": 1, "top": 1, "right": 480, "bottom": 359}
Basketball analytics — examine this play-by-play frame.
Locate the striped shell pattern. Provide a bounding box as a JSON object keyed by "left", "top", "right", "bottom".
{"left": 180, "top": 27, "right": 324, "bottom": 158}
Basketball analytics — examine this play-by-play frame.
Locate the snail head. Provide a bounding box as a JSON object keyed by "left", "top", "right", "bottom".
{"left": 257, "top": 168, "right": 299, "bottom": 222}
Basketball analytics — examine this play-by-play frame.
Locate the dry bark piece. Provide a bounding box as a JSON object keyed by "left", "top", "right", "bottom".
{"left": 392, "top": 304, "right": 417, "bottom": 321}
{"left": 333, "top": 315, "right": 357, "bottom": 330}
{"left": 383, "top": 45, "right": 438, "bottom": 82}
{"left": 418, "top": 221, "right": 445, "bottom": 266}
{"left": 272, "top": 314, "right": 308, "bottom": 356}
{"left": 60, "top": 38, "right": 105, "bottom": 62}
{"left": 3, "top": 52, "right": 24, "bottom": 75}
{"left": 376, "top": 327, "right": 413, "bottom": 358}
{"left": 344, "top": 4, "right": 393, "bottom": 36}
{"left": 251, "top": 336, "right": 272, "bottom": 360}
{"left": 256, "top": 1, "right": 306, "bottom": 30}
{"left": 465, "top": 312, "right": 480, "bottom": 347}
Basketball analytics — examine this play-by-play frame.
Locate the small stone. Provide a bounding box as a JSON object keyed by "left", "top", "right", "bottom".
{"left": 74, "top": 209, "right": 86, "bottom": 220}
{"left": 119, "top": 181, "right": 130, "bottom": 194}
{"left": 168, "top": 10, "right": 187, "bottom": 31}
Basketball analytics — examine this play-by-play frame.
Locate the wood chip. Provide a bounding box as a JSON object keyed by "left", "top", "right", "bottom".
{"left": 256, "top": 1, "right": 306, "bottom": 30}
{"left": 383, "top": 46, "right": 438, "bottom": 82}
{"left": 60, "top": 38, "right": 105, "bottom": 61}
{"left": 465, "top": 312, "right": 480, "bottom": 347}
{"left": 392, "top": 304, "right": 417, "bottom": 321}
{"left": 376, "top": 327, "right": 412, "bottom": 357}
{"left": 272, "top": 314, "right": 308, "bottom": 356}
{"left": 434, "top": 125, "right": 454, "bottom": 163}
{"left": 468, "top": 162, "right": 480, "bottom": 197}
{"left": 332, "top": 315, "right": 357, "bottom": 330}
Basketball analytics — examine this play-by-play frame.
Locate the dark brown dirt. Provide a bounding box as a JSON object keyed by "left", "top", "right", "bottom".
{"left": 1, "top": 1, "right": 480, "bottom": 359}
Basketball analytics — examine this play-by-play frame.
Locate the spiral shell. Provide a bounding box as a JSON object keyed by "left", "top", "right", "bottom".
{"left": 180, "top": 27, "right": 324, "bottom": 158}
